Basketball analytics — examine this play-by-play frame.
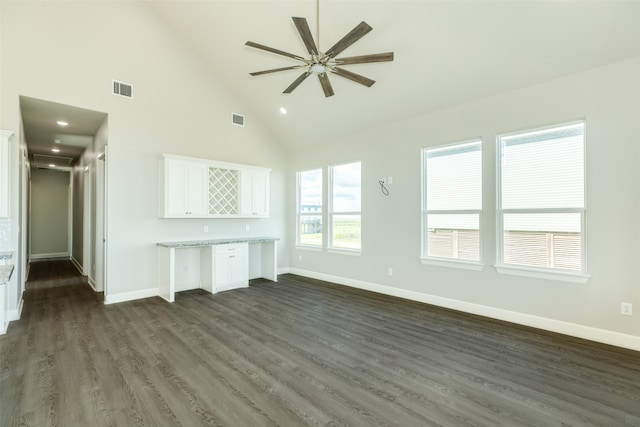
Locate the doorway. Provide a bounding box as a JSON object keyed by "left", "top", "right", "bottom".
{"left": 19, "top": 96, "right": 108, "bottom": 299}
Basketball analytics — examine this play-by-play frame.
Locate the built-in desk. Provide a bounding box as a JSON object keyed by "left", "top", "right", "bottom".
{"left": 157, "top": 237, "right": 278, "bottom": 302}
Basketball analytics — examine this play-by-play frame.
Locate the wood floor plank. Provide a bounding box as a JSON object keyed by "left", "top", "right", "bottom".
{"left": 1, "top": 260, "right": 640, "bottom": 426}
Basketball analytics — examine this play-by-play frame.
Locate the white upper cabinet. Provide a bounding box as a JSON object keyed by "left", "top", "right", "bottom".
{"left": 160, "top": 154, "right": 270, "bottom": 219}
{"left": 0, "top": 131, "right": 13, "bottom": 218}
{"left": 240, "top": 168, "right": 270, "bottom": 217}
{"left": 161, "top": 157, "right": 209, "bottom": 217}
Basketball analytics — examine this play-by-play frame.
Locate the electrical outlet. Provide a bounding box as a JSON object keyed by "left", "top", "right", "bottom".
{"left": 388, "top": 267, "right": 393, "bottom": 276}
{"left": 387, "top": 176, "right": 393, "bottom": 185}
{"left": 621, "top": 302, "right": 633, "bottom": 316}
{"left": 298, "top": 255, "right": 302, "bottom": 261}
{"left": 204, "top": 225, "right": 209, "bottom": 233}
{"left": 245, "top": 224, "right": 250, "bottom": 232}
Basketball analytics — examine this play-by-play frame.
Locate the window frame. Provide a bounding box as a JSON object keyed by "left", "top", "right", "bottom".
{"left": 296, "top": 168, "right": 324, "bottom": 249}
{"left": 328, "top": 160, "right": 362, "bottom": 254}
{"left": 420, "top": 139, "right": 484, "bottom": 270}
{"left": 495, "top": 120, "right": 590, "bottom": 283}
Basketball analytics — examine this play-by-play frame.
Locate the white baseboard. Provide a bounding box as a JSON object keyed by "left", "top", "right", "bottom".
{"left": 105, "top": 287, "right": 158, "bottom": 305}
{"left": 70, "top": 257, "right": 83, "bottom": 275}
{"left": 277, "top": 267, "right": 290, "bottom": 275}
{"left": 30, "top": 252, "right": 69, "bottom": 261}
{"left": 6, "top": 297, "right": 24, "bottom": 322}
{"left": 288, "top": 268, "right": 640, "bottom": 352}
{"left": 87, "top": 276, "right": 97, "bottom": 291}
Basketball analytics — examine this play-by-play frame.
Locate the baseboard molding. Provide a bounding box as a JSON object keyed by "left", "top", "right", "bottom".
{"left": 87, "top": 276, "right": 97, "bottom": 291}
{"left": 104, "top": 287, "right": 158, "bottom": 305}
{"left": 277, "top": 267, "right": 290, "bottom": 275}
{"left": 288, "top": 268, "right": 640, "bottom": 352}
{"left": 31, "top": 252, "right": 69, "bottom": 261}
{"left": 70, "top": 257, "right": 83, "bottom": 275}
{"left": 6, "top": 297, "right": 24, "bottom": 322}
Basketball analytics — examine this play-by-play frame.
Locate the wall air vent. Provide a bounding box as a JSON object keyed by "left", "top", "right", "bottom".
{"left": 112, "top": 79, "right": 133, "bottom": 98}
{"left": 232, "top": 113, "right": 245, "bottom": 127}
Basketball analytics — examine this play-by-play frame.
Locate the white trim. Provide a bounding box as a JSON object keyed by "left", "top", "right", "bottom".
{"left": 494, "top": 264, "right": 590, "bottom": 284}
{"left": 6, "top": 297, "right": 24, "bottom": 322}
{"left": 420, "top": 257, "right": 484, "bottom": 271}
{"left": 295, "top": 245, "right": 322, "bottom": 252}
{"left": 288, "top": 268, "right": 640, "bottom": 352}
{"left": 104, "top": 287, "right": 158, "bottom": 305}
{"left": 87, "top": 276, "right": 97, "bottom": 291}
{"left": 327, "top": 248, "right": 362, "bottom": 256}
{"left": 277, "top": 267, "right": 290, "bottom": 275}
{"left": 70, "top": 256, "right": 83, "bottom": 275}
{"left": 30, "top": 252, "right": 69, "bottom": 260}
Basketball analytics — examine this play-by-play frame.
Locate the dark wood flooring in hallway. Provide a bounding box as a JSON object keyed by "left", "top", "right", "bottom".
{"left": 1, "top": 260, "right": 639, "bottom": 426}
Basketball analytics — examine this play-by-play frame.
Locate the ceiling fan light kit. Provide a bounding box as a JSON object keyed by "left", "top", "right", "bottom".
{"left": 245, "top": 3, "right": 393, "bottom": 98}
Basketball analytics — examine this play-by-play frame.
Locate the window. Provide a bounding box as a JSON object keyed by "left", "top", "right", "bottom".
{"left": 497, "top": 121, "right": 585, "bottom": 273}
{"left": 297, "top": 168, "right": 323, "bottom": 247}
{"left": 330, "top": 161, "right": 361, "bottom": 251}
{"left": 422, "top": 140, "right": 482, "bottom": 263}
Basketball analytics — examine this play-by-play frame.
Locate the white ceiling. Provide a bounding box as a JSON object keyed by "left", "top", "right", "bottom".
{"left": 146, "top": 1, "right": 640, "bottom": 150}
{"left": 20, "top": 96, "right": 107, "bottom": 168}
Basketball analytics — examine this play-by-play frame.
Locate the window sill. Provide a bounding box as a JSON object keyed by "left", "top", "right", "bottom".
{"left": 494, "top": 264, "right": 590, "bottom": 284}
{"left": 420, "top": 257, "right": 484, "bottom": 271}
{"left": 328, "top": 248, "right": 362, "bottom": 256}
{"left": 295, "top": 245, "right": 322, "bottom": 252}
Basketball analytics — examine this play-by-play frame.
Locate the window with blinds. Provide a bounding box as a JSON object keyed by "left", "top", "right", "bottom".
{"left": 423, "top": 140, "right": 482, "bottom": 262}
{"left": 497, "top": 121, "right": 585, "bottom": 272}
{"left": 297, "top": 168, "right": 323, "bottom": 247}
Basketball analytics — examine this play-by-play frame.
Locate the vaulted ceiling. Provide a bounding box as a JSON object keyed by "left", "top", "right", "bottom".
{"left": 147, "top": 1, "right": 640, "bottom": 150}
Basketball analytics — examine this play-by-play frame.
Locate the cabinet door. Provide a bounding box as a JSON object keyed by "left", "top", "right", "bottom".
{"left": 187, "top": 163, "right": 208, "bottom": 216}
{"left": 164, "top": 159, "right": 208, "bottom": 217}
{"left": 251, "top": 170, "right": 269, "bottom": 217}
{"left": 214, "top": 254, "right": 232, "bottom": 287}
{"left": 165, "top": 160, "right": 189, "bottom": 216}
{"left": 240, "top": 169, "right": 270, "bottom": 217}
{"left": 0, "top": 132, "right": 9, "bottom": 218}
{"left": 229, "top": 252, "right": 248, "bottom": 284}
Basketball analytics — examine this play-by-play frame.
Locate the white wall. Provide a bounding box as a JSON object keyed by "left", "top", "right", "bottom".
{"left": 0, "top": 2, "right": 289, "bottom": 300}
{"left": 289, "top": 57, "right": 640, "bottom": 348}
{"left": 30, "top": 168, "right": 70, "bottom": 259}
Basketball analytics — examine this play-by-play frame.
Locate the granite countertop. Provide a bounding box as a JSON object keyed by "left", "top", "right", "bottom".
{"left": 0, "top": 264, "right": 14, "bottom": 285}
{"left": 157, "top": 237, "right": 279, "bottom": 248}
{"left": 0, "top": 251, "right": 13, "bottom": 260}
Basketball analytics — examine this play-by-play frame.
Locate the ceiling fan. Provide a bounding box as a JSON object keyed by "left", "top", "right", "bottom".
{"left": 245, "top": 1, "right": 394, "bottom": 97}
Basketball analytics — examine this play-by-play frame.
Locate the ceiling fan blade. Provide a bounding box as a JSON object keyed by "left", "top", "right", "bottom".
{"left": 336, "top": 52, "right": 394, "bottom": 65}
{"left": 325, "top": 21, "right": 373, "bottom": 58}
{"left": 318, "top": 73, "right": 334, "bottom": 97}
{"left": 292, "top": 17, "right": 318, "bottom": 56}
{"left": 283, "top": 72, "right": 311, "bottom": 94}
{"left": 250, "top": 65, "right": 307, "bottom": 76}
{"left": 331, "top": 67, "right": 375, "bottom": 87}
{"left": 246, "top": 41, "right": 307, "bottom": 62}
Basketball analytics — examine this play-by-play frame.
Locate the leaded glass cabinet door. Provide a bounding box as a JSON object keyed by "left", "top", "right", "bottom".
{"left": 209, "top": 167, "right": 240, "bottom": 215}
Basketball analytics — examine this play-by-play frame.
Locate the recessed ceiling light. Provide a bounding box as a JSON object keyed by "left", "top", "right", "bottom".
{"left": 49, "top": 164, "right": 56, "bottom": 167}
{"left": 279, "top": 107, "right": 287, "bottom": 115}
{"left": 51, "top": 148, "right": 61, "bottom": 153}
{"left": 56, "top": 120, "right": 68, "bottom": 126}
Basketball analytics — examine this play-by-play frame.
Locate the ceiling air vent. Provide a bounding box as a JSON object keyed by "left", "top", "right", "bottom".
{"left": 33, "top": 154, "right": 74, "bottom": 166}
{"left": 112, "top": 79, "right": 133, "bottom": 98}
{"left": 232, "top": 113, "right": 245, "bottom": 127}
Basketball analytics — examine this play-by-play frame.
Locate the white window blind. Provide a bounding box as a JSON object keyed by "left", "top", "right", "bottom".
{"left": 423, "top": 140, "right": 482, "bottom": 261}
{"left": 330, "top": 161, "right": 361, "bottom": 250}
{"left": 297, "top": 168, "right": 323, "bottom": 246}
{"left": 498, "top": 122, "right": 585, "bottom": 272}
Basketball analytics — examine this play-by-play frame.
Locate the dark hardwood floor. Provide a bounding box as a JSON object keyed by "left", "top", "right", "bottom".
{"left": 1, "top": 260, "right": 639, "bottom": 426}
